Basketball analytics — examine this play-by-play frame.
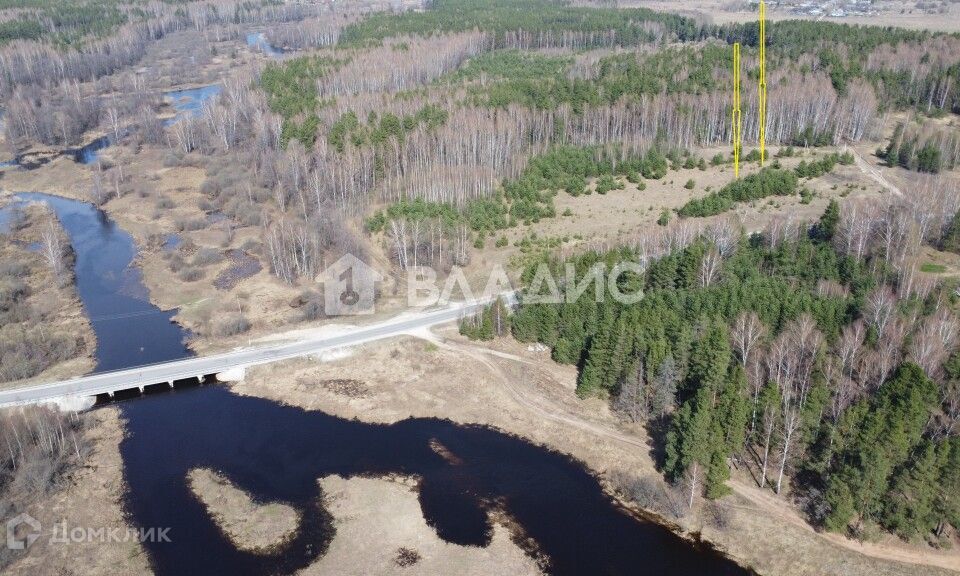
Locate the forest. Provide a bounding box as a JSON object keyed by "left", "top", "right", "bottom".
{"left": 0, "top": 0, "right": 955, "bottom": 310}
{"left": 502, "top": 193, "right": 960, "bottom": 542}
{"left": 0, "top": 0, "right": 957, "bottom": 570}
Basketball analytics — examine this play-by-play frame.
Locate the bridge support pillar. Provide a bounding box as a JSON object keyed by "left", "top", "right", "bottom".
{"left": 168, "top": 381, "right": 175, "bottom": 388}
{"left": 196, "top": 375, "right": 204, "bottom": 384}
{"left": 107, "top": 391, "right": 114, "bottom": 398}
{"left": 138, "top": 386, "right": 144, "bottom": 394}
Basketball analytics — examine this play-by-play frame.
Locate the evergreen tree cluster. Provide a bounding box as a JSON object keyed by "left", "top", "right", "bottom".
{"left": 368, "top": 144, "right": 670, "bottom": 238}
{"left": 509, "top": 205, "right": 960, "bottom": 538}
{"left": 260, "top": 55, "right": 345, "bottom": 147}
{"left": 678, "top": 167, "right": 799, "bottom": 217}
{"left": 794, "top": 152, "right": 854, "bottom": 179}
{"left": 339, "top": 0, "right": 700, "bottom": 49}
{"left": 881, "top": 122, "right": 960, "bottom": 174}
{"left": 822, "top": 363, "right": 958, "bottom": 539}
{"left": 327, "top": 106, "right": 448, "bottom": 153}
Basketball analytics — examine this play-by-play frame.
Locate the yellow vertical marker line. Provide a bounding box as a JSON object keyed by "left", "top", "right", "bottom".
{"left": 758, "top": 0, "right": 767, "bottom": 165}
{"left": 732, "top": 43, "right": 741, "bottom": 178}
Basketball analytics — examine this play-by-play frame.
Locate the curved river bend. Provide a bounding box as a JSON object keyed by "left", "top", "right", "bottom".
{"left": 9, "top": 193, "right": 750, "bottom": 576}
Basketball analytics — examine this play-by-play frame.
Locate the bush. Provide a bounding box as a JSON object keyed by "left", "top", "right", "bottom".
{"left": 174, "top": 218, "right": 206, "bottom": 232}
{"left": 775, "top": 146, "right": 796, "bottom": 158}
{"left": 610, "top": 471, "right": 686, "bottom": 520}
{"left": 0, "top": 278, "right": 29, "bottom": 312}
{"left": 213, "top": 313, "right": 251, "bottom": 337}
{"left": 657, "top": 209, "right": 670, "bottom": 226}
{"left": 0, "top": 325, "right": 81, "bottom": 381}
{"left": 595, "top": 174, "right": 624, "bottom": 194}
{"left": 162, "top": 150, "right": 186, "bottom": 167}
{"left": 794, "top": 153, "right": 843, "bottom": 179}
{"left": 704, "top": 501, "right": 733, "bottom": 530}
{"left": 683, "top": 179, "right": 695, "bottom": 190}
{"left": 300, "top": 298, "right": 325, "bottom": 322}
{"left": 192, "top": 248, "right": 223, "bottom": 267}
{"left": 496, "top": 235, "right": 509, "bottom": 247}
{"left": 178, "top": 267, "right": 203, "bottom": 282}
{"left": 167, "top": 253, "right": 186, "bottom": 273}
{"left": 0, "top": 262, "right": 29, "bottom": 279}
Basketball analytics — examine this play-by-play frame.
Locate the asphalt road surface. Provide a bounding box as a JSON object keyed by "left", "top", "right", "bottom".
{"left": 0, "top": 299, "right": 497, "bottom": 407}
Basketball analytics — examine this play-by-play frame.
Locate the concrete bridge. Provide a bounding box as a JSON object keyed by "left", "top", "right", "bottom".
{"left": 0, "top": 299, "right": 499, "bottom": 408}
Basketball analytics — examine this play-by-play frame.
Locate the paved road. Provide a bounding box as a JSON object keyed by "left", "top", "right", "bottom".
{"left": 0, "top": 299, "right": 499, "bottom": 408}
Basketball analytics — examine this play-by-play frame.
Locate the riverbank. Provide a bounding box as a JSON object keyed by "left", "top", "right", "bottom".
{"left": 3, "top": 407, "right": 152, "bottom": 576}
{"left": 231, "top": 329, "right": 960, "bottom": 576}
{"left": 0, "top": 200, "right": 95, "bottom": 388}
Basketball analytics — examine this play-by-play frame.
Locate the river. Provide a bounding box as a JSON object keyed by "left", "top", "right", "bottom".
{"left": 7, "top": 193, "right": 750, "bottom": 575}
{"left": 246, "top": 31, "right": 285, "bottom": 58}
{"left": 0, "top": 86, "right": 222, "bottom": 168}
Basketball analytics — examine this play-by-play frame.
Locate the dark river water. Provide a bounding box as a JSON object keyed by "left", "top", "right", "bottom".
{"left": 9, "top": 193, "right": 750, "bottom": 575}
{"left": 12, "top": 193, "right": 190, "bottom": 371}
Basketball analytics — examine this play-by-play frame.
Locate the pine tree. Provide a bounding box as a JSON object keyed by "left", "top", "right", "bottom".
{"left": 883, "top": 440, "right": 943, "bottom": 538}
{"left": 935, "top": 437, "right": 960, "bottom": 537}
{"left": 577, "top": 306, "right": 616, "bottom": 396}
{"left": 665, "top": 386, "right": 715, "bottom": 507}
{"left": 813, "top": 199, "right": 840, "bottom": 243}
{"left": 705, "top": 447, "right": 732, "bottom": 499}
{"left": 823, "top": 363, "right": 939, "bottom": 531}
{"left": 683, "top": 319, "right": 730, "bottom": 399}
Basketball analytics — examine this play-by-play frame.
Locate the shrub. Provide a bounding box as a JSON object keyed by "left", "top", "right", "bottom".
{"left": 192, "top": 248, "right": 223, "bottom": 267}
{"left": 174, "top": 217, "right": 206, "bottom": 232}
{"left": 595, "top": 174, "right": 624, "bottom": 194}
{"left": 178, "top": 267, "right": 203, "bottom": 282}
{"left": 657, "top": 209, "right": 670, "bottom": 226}
{"left": 167, "top": 253, "right": 186, "bottom": 273}
{"left": 610, "top": 471, "right": 686, "bottom": 520}
{"left": 0, "top": 262, "right": 29, "bottom": 279}
{"left": 213, "top": 313, "right": 251, "bottom": 337}
{"left": 0, "top": 278, "right": 29, "bottom": 312}
{"left": 300, "top": 298, "right": 325, "bottom": 322}
{"left": 683, "top": 179, "right": 695, "bottom": 190}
